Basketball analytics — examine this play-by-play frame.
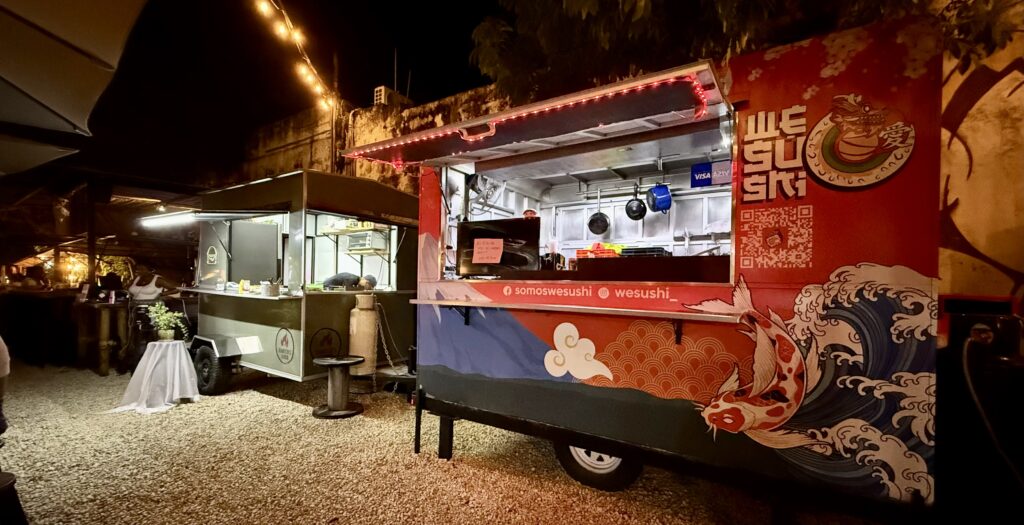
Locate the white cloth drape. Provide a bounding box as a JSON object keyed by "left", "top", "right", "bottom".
{"left": 0, "top": 334, "right": 10, "bottom": 377}
{"left": 111, "top": 341, "right": 199, "bottom": 414}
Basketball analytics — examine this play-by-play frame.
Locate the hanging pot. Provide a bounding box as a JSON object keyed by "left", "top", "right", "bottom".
{"left": 625, "top": 183, "right": 647, "bottom": 221}
{"left": 587, "top": 189, "right": 610, "bottom": 235}
{"left": 646, "top": 183, "right": 672, "bottom": 214}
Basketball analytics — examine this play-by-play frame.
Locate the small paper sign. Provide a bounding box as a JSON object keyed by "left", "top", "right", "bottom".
{"left": 472, "top": 238, "right": 504, "bottom": 264}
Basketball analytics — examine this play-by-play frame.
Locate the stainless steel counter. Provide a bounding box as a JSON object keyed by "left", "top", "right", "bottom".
{"left": 179, "top": 287, "right": 301, "bottom": 301}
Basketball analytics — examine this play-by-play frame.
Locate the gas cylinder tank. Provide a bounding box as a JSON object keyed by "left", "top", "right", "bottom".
{"left": 348, "top": 294, "right": 378, "bottom": 376}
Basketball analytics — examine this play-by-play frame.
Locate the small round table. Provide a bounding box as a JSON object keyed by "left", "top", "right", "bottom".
{"left": 111, "top": 340, "right": 200, "bottom": 414}
{"left": 312, "top": 356, "right": 364, "bottom": 419}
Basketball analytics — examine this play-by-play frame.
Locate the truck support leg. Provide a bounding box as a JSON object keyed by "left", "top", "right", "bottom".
{"left": 414, "top": 387, "right": 423, "bottom": 454}
{"left": 438, "top": 415, "right": 454, "bottom": 460}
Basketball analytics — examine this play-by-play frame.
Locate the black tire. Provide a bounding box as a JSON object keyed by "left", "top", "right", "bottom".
{"left": 553, "top": 442, "right": 643, "bottom": 491}
{"left": 193, "top": 346, "right": 232, "bottom": 395}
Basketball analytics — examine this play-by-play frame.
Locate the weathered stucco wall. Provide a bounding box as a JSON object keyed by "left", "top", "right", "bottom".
{"left": 940, "top": 24, "right": 1024, "bottom": 308}
{"left": 242, "top": 86, "right": 507, "bottom": 196}
{"left": 342, "top": 85, "right": 509, "bottom": 194}
{"left": 241, "top": 105, "right": 351, "bottom": 180}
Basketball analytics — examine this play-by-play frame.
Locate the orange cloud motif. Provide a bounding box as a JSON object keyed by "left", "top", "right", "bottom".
{"left": 585, "top": 320, "right": 751, "bottom": 405}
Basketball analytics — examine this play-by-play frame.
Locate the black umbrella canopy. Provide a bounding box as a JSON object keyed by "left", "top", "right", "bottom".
{"left": 0, "top": 0, "right": 146, "bottom": 175}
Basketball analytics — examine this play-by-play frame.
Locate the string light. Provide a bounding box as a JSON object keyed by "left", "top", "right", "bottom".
{"left": 256, "top": 0, "right": 273, "bottom": 17}
{"left": 255, "top": 0, "right": 337, "bottom": 111}
{"left": 273, "top": 20, "right": 289, "bottom": 39}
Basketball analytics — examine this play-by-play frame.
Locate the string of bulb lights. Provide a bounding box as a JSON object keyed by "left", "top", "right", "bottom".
{"left": 254, "top": 0, "right": 336, "bottom": 112}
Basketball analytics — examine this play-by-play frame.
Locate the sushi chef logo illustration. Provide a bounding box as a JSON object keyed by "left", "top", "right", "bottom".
{"left": 206, "top": 246, "right": 218, "bottom": 265}
{"left": 740, "top": 93, "right": 914, "bottom": 202}
{"left": 275, "top": 328, "right": 294, "bottom": 364}
{"left": 805, "top": 93, "right": 915, "bottom": 188}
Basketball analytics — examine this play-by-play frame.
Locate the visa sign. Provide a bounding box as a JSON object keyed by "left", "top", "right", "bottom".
{"left": 691, "top": 162, "right": 712, "bottom": 187}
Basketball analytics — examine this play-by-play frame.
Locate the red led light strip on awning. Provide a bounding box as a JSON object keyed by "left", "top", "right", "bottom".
{"left": 344, "top": 75, "right": 708, "bottom": 170}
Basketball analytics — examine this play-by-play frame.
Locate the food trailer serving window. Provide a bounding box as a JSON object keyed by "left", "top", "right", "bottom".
{"left": 304, "top": 211, "right": 400, "bottom": 290}
{"left": 189, "top": 211, "right": 288, "bottom": 287}
{"left": 439, "top": 117, "right": 734, "bottom": 284}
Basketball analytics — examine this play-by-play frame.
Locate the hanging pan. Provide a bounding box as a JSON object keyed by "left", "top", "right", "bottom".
{"left": 587, "top": 188, "right": 610, "bottom": 235}
{"left": 625, "top": 182, "right": 647, "bottom": 221}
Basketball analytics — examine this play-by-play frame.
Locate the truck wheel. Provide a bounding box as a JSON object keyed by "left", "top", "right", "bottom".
{"left": 553, "top": 443, "right": 643, "bottom": 491}
{"left": 194, "top": 346, "right": 231, "bottom": 395}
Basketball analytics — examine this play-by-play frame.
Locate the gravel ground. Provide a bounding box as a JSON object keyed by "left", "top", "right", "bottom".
{"left": 1, "top": 361, "right": 887, "bottom": 524}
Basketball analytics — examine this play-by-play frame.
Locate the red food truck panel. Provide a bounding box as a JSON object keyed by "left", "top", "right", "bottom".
{"left": 727, "top": 22, "right": 940, "bottom": 287}
{"left": 415, "top": 19, "right": 940, "bottom": 504}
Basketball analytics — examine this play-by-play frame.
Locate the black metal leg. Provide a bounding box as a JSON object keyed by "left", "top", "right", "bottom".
{"left": 414, "top": 387, "right": 423, "bottom": 454}
{"left": 438, "top": 415, "right": 454, "bottom": 460}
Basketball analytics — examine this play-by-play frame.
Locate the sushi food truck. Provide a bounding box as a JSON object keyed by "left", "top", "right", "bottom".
{"left": 342, "top": 20, "right": 1024, "bottom": 506}
{"left": 142, "top": 170, "right": 418, "bottom": 394}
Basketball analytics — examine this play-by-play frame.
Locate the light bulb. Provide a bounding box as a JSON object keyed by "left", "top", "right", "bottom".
{"left": 290, "top": 29, "right": 304, "bottom": 44}
{"left": 256, "top": 1, "right": 273, "bottom": 17}
{"left": 296, "top": 62, "right": 309, "bottom": 77}
{"left": 313, "top": 84, "right": 324, "bottom": 94}
{"left": 319, "top": 98, "right": 330, "bottom": 111}
{"left": 302, "top": 72, "right": 316, "bottom": 84}
{"left": 274, "top": 21, "right": 288, "bottom": 39}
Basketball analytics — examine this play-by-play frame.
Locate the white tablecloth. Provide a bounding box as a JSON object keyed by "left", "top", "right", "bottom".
{"left": 111, "top": 341, "right": 200, "bottom": 414}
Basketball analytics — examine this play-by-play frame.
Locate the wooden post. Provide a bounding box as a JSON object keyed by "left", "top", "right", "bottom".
{"left": 97, "top": 307, "right": 110, "bottom": 376}
{"left": 87, "top": 197, "right": 96, "bottom": 285}
{"left": 53, "top": 245, "right": 62, "bottom": 284}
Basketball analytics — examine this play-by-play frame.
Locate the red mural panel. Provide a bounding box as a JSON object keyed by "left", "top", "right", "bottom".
{"left": 726, "top": 21, "right": 941, "bottom": 286}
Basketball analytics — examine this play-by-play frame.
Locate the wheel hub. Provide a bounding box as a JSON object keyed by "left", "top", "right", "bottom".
{"left": 568, "top": 446, "right": 622, "bottom": 474}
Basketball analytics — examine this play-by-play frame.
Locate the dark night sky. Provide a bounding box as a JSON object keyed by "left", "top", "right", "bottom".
{"left": 82, "top": 0, "right": 500, "bottom": 181}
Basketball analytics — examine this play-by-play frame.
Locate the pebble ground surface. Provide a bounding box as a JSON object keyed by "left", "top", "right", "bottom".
{"left": 1, "top": 361, "right": 908, "bottom": 524}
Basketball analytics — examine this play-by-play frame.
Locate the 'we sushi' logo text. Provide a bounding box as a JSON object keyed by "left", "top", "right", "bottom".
{"left": 741, "top": 93, "right": 915, "bottom": 203}
{"left": 741, "top": 104, "right": 810, "bottom": 203}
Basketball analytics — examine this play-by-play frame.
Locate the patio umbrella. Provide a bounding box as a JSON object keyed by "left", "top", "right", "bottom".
{"left": 0, "top": 0, "right": 147, "bottom": 175}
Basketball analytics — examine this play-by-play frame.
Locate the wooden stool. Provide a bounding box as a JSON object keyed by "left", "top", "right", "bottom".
{"left": 312, "top": 356, "right": 364, "bottom": 419}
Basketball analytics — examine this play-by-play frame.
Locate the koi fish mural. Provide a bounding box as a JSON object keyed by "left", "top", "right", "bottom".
{"left": 684, "top": 263, "right": 936, "bottom": 503}
{"left": 687, "top": 278, "right": 816, "bottom": 449}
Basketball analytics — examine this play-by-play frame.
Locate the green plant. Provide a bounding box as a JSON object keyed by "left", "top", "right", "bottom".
{"left": 146, "top": 302, "right": 189, "bottom": 338}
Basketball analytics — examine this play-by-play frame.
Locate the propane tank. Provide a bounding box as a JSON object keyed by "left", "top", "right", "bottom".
{"left": 348, "top": 294, "right": 378, "bottom": 376}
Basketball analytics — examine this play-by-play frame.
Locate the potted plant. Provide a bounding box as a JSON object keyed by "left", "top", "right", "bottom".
{"left": 147, "top": 302, "right": 189, "bottom": 341}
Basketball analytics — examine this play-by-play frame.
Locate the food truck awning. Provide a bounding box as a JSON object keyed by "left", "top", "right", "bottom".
{"left": 339, "top": 61, "right": 728, "bottom": 169}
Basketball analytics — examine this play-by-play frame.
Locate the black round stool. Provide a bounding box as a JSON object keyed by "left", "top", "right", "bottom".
{"left": 0, "top": 471, "right": 28, "bottom": 524}
{"left": 312, "top": 356, "right": 365, "bottom": 419}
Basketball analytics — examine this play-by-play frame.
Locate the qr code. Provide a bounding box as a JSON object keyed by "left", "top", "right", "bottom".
{"left": 738, "top": 205, "right": 813, "bottom": 269}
